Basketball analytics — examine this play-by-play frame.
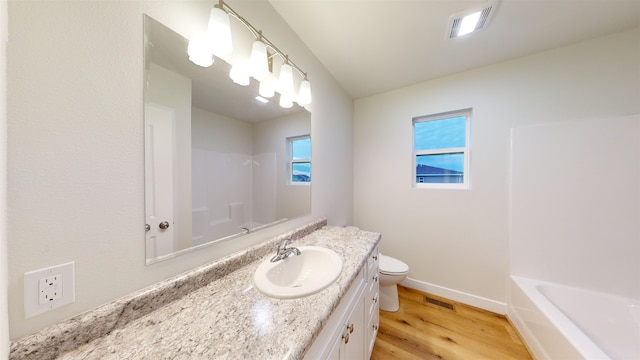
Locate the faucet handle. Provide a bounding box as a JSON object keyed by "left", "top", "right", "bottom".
{"left": 279, "top": 238, "right": 293, "bottom": 249}
{"left": 270, "top": 238, "right": 300, "bottom": 262}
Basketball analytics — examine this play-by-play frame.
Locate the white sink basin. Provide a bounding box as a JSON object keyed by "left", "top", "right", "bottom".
{"left": 253, "top": 246, "right": 343, "bottom": 299}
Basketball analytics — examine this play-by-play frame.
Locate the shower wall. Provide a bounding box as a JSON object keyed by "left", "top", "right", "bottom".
{"left": 510, "top": 115, "right": 640, "bottom": 299}
{"left": 191, "top": 107, "right": 255, "bottom": 244}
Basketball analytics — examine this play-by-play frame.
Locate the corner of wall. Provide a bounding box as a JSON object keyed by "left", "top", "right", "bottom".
{"left": 1, "top": 0, "right": 10, "bottom": 356}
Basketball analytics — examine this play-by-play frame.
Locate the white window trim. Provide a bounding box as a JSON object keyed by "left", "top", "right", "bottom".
{"left": 413, "top": 109, "right": 471, "bottom": 190}
{"left": 287, "top": 135, "right": 311, "bottom": 186}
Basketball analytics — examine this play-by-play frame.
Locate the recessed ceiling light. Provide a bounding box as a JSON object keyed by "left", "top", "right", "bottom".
{"left": 458, "top": 11, "right": 482, "bottom": 37}
{"left": 447, "top": 0, "right": 498, "bottom": 39}
{"left": 255, "top": 96, "right": 269, "bottom": 103}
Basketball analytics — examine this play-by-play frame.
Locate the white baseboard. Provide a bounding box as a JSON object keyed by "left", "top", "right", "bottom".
{"left": 401, "top": 277, "right": 507, "bottom": 314}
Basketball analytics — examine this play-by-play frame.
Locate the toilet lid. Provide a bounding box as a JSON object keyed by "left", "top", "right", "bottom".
{"left": 379, "top": 255, "right": 409, "bottom": 274}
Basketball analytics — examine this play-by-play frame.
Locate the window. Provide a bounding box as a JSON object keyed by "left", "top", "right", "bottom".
{"left": 413, "top": 109, "right": 471, "bottom": 189}
{"left": 288, "top": 135, "right": 311, "bottom": 184}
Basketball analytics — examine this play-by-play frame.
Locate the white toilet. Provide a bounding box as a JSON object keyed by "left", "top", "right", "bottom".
{"left": 378, "top": 254, "right": 409, "bottom": 312}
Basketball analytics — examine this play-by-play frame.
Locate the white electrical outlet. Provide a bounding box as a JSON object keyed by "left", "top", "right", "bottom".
{"left": 39, "top": 274, "right": 63, "bottom": 304}
{"left": 24, "top": 262, "right": 75, "bottom": 319}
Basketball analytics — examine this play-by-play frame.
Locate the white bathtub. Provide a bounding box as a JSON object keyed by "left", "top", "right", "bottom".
{"left": 508, "top": 276, "right": 640, "bottom": 360}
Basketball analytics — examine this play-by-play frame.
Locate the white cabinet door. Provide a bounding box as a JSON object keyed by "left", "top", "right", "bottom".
{"left": 327, "top": 297, "right": 365, "bottom": 360}
{"left": 304, "top": 250, "right": 380, "bottom": 360}
{"left": 343, "top": 296, "right": 365, "bottom": 360}
{"left": 144, "top": 103, "right": 175, "bottom": 258}
{"left": 326, "top": 337, "right": 341, "bottom": 360}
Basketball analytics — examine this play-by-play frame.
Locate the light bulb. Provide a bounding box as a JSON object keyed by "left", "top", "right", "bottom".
{"left": 207, "top": 6, "right": 232, "bottom": 56}
{"left": 297, "top": 79, "right": 312, "bottom": 105}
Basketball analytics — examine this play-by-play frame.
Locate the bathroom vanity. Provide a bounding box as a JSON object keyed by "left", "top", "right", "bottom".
{"left": 9, "top": 219, "right": 381, "bottom": 360}
{"left": 303, "top": 245, "right": 379, "bottom": 359}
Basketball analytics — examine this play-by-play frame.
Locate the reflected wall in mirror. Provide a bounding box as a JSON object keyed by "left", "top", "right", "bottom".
{"left": 144, "top": 15, "right": 311, "bottom": 264}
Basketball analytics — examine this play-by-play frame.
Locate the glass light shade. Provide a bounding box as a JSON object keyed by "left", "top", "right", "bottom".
{"left": 278, "top": 63, "right": 294, "bottom": 97}
{"left": 297, "top": 79, "right": 312, "bottom": 105}
{"left": 259, "top": 77, "right": 275, "bottom": 98}
{"left": 249, "top": 40, "right": 269, "bottom": 80}
{"left": 229, "top": 62, "right": 250, "bottom": 86}
{"left": 279, "top": 94, "right": 293, "bottom": 108}
{"left": 207, "top": 7, "right": 233, "bottom": 56}
{"left": 187, "top": 38, "right": 214, "bottom": 67}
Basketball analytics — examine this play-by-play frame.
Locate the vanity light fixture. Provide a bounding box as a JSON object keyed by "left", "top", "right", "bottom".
{"left": 259, "top": 76, "right": 275, "bottom": 98}
{"left": 297, "top": 75, "right": 312, "bottom": 106}
{"left": 278, "top": 58, "right": 294, "bottom": 97}
{"left": 279, "top": 94, "right": 293, "bottom": 109}
{"left": 187, "top": 37, "right": 214, "bottom": 67}
{"left": 447, "top": 0, "right": 498, "bottom": 38}
{"left": 188, "top": 0, "right": 312, "bottom": 108}
{"left": 250, "top": 32, "right": 270, "bottom": 81}
{"left": 207, "top": 2, "right": 233, "bottom": 55}
{"left": 229, "top": 60, "right": 251, "bottom": 86}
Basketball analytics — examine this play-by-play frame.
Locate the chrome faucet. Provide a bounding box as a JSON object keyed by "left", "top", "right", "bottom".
{"left": 270, "top": 238, "right": 301, "bottom": 262}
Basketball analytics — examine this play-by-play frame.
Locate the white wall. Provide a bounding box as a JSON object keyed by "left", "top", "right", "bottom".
{"left": 1, "top": 0, "right": 9, "bottom": 356}
{"left": 7, "top": 0, "right": 353, "bottom": 339}
{"left": 511, "top": 115, "right": 640, "bottom": 299}
{"left": 354, "top": 28, "right": 640, "bottom": 311}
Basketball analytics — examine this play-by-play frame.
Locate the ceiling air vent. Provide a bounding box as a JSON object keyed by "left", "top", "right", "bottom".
{"left": 447, "top": 0, "right": 498, "bottom": 39}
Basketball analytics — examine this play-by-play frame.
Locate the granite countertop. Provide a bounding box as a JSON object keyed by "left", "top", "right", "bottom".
{"left": 11, "top": 221, "right": 380, "bottom": 360}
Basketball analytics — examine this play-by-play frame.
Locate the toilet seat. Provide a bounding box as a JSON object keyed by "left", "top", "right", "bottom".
{"left": 379, "top": 254, "right": 409, "bottom": 274}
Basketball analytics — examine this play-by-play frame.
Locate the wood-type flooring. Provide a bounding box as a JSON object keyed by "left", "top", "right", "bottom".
{"left": 370, "top": 286, "right": 533, "bottom": 360}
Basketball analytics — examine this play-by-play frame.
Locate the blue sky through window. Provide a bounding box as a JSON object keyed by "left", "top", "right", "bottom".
{"left": 414, "top": 116, "right": 466, "bottom": 172}
{"left": 414, "top": 116, "right": 466, "bottom": 150}
{"left": 292, "top": 137, "right": 311, "bottom": 159}
{"left": 291, "top": 137, "right": 311, "bottom": 182}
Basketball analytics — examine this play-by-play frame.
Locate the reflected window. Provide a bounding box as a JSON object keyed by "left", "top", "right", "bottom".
{"left": 413, "top": 109, "right": 471, "bottom": 189}
{"left": 288, "top": 135, "right": 311, "bottom": 184}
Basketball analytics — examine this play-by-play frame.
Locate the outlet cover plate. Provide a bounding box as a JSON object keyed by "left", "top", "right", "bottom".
{"left": 24, "top": 262, "right": 75, "bottom": 319}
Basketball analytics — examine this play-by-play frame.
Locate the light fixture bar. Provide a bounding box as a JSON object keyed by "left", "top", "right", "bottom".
{"left": 220, "top": 1, "right": 308, "bottom": 80}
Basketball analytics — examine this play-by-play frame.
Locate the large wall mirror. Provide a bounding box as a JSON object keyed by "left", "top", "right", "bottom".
{"left": 144, "top": 15, "right": 311, "bottom": 264}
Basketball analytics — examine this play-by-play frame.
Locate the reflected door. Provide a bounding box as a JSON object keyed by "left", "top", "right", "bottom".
{"left": 144, "top": 103, "right": 175, "bottom": 258}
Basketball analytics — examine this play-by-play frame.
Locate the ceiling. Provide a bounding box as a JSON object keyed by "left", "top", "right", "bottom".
{"left": 269, "top": 0, "right": 640, "bottom": 99}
